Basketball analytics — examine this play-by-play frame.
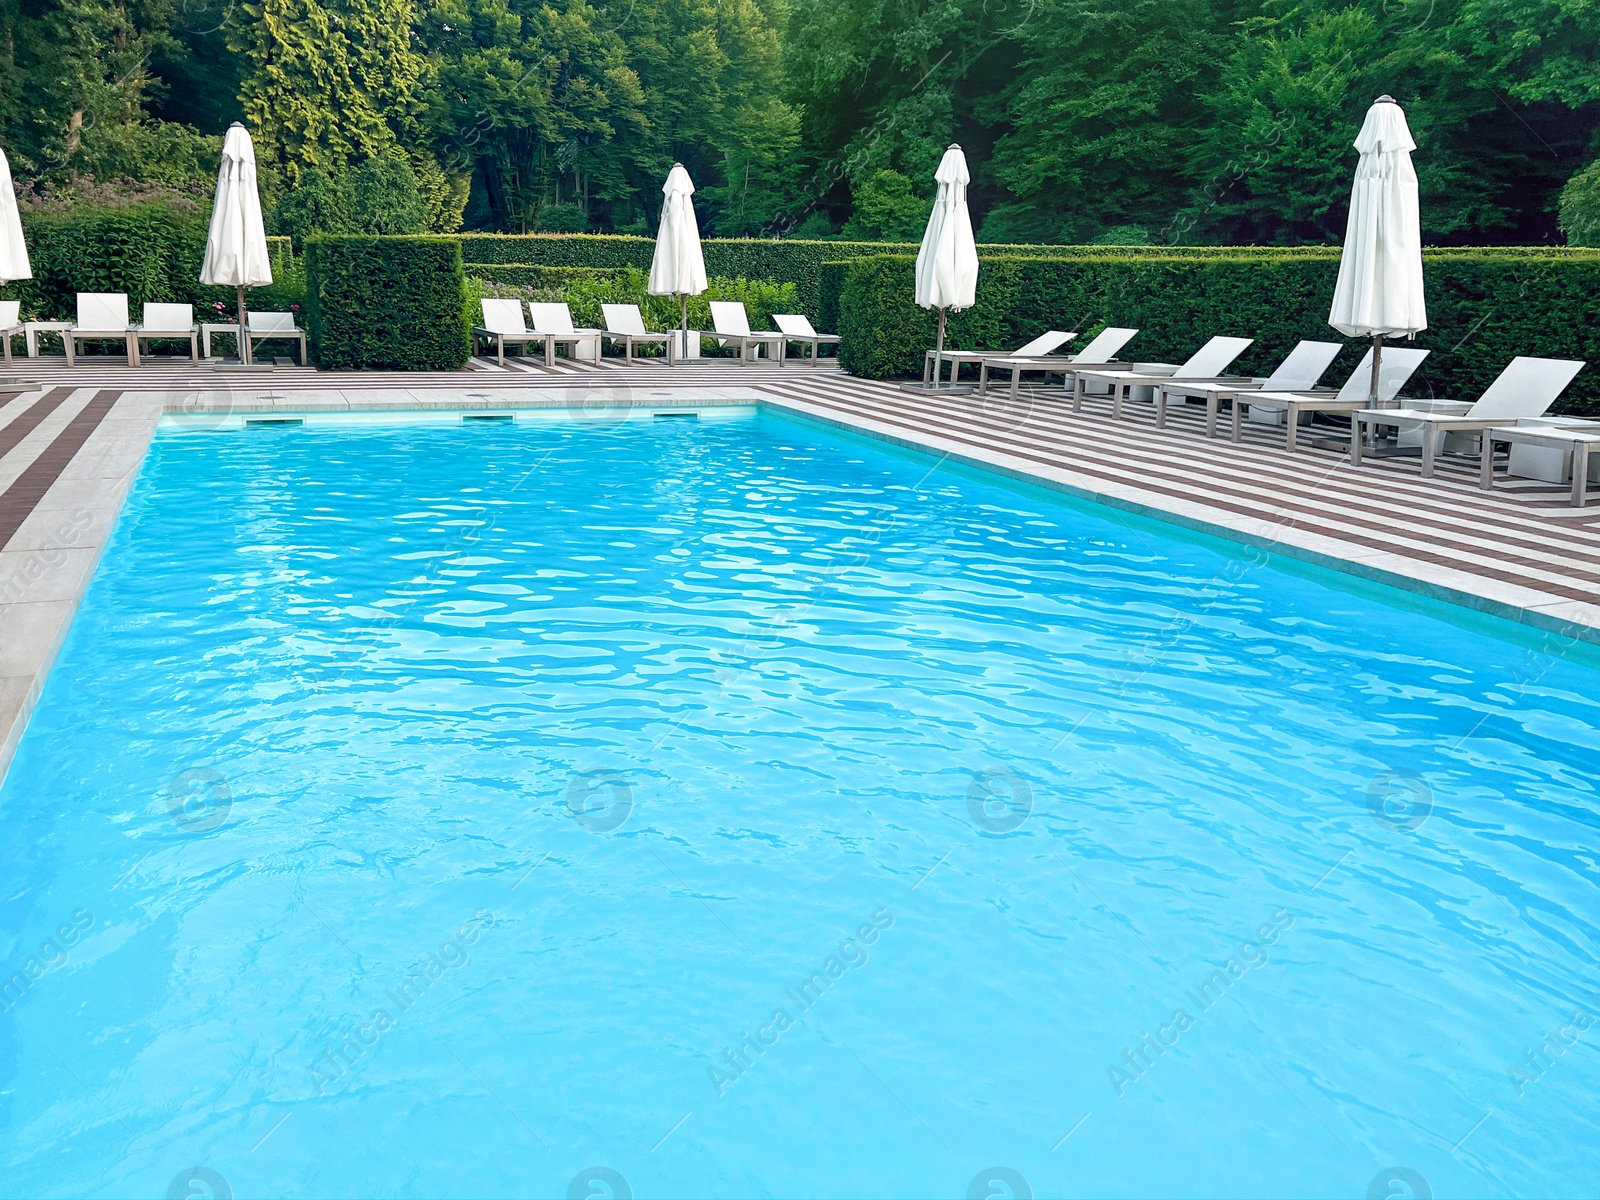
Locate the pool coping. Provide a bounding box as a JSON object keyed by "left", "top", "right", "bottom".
{"left": 2, "top": 382, "right": 1598, "bottom": 788}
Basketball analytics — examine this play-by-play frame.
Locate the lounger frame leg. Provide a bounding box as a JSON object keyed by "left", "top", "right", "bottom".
{"left": 1479, "top": 433, "right": 1499, "bottom": 491}
{"left": 1575, "top": 441, "right": 1592, "bottom": 508}
{"left": 1421, "top": 428, "right": 1438, "bottom": 478}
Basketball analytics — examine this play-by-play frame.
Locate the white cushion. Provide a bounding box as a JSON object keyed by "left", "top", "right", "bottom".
{"left": 141, "top": 303, "right": 194, "bottom": 333}
{"left": 1011, "top": 330, "right": 1074, "bottom": 358}
{"left": 603, "top": 304, "right": 648, "bottom": 336}
{"left": 77, "top": 293, "right": 129, "bottom": 330}
{"left": 527, "top": 302, "right": 577, "bottom": 335}
{"left": 774, "top": 314, "right": 818, "bottom": 338}
{"left": 1177, "top": 336, "right": 1253, "bottom": 377}
{"left": 1332, "top": 346, "right": 1430, "bottom": 403}
{"left": 249, "top": 312, "right": 298, "bottom": 333}
{"left": 0, "top": 300, "right": 19, "bottom": 327}
{"left": 710, "top": 301, "right": 753, "bottom": 337}
{"left": 1069, "top": 327, "right": 1138, "bottom": 363}
{"left": 480, "top": 299, "right": 530, "bottom": 335}
{"left": 1467, "top": 356, "right": 1586, "bottom": 419}
{"left": 1260, "top": 340, "right": 1342, "bottom": 391}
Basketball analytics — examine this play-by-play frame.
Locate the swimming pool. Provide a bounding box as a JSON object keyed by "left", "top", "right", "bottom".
{"left": 2, "top": 408, "right": 1597, "bottom": 1198}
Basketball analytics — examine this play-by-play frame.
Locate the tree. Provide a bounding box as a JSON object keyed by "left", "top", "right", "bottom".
{"left": 841, "top": 169, "right": 931, "bottom": 240}
{"left": 1560, "top": 160, "right": 1600, "bottom": 245}
{"left": 423, "top": 0, "right": 648, "bottom": 231}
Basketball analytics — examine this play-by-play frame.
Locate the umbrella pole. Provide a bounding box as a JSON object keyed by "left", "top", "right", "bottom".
{"left": 237, "top": 285, "right": 250, "bottom": 365}
{"left": 1368, "top": 334, "right": 1383, "bottom": 406}
{"left": 680, "top": 294, "right": 688, "bottom": 365}
{"left": 935, "top": 308, "right": 948, "bottom": 388}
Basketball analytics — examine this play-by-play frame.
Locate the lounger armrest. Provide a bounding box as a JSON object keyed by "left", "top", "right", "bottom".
{"left": 1355, "top": 408, "right": 1485, "bottom": 424}
{"left": 1397, "top": 397, "right": 1471, "bottom": 414}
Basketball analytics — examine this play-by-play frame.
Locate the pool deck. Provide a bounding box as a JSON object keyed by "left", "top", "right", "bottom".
{"left": 3, "top": 353, "right": 1599, "bottom": 780}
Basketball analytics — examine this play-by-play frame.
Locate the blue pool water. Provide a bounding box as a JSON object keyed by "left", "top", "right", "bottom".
{"left": 2, "top": 408, "right": 1598, "bottom": 1199}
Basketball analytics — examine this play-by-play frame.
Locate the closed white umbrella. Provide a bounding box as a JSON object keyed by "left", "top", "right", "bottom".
{"left": 201, "top": 123, "right": 273, "bottom": 363}
{"left": 648, "top": 163, "right": 707, "bottom": 361}
{"left": 0, "top": 146, "right": 31, "bottom": 286}
{"left": 1328, "top": 96, "right": 1426, "bottom": 404}
{"left": 915, "top": 144, "right": 979, "bottom": 386}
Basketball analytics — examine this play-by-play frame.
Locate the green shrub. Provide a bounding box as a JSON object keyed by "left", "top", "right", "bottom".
{"left": 1559, "top": 160, "right": 1600, "bottom": 248}
{"left": 841, "top": 170, "right": 933, "bottom": 241}
{"left": 305, "top": 235, "right": 470, "bottom": 370}
{"left": 348, "top": 152, "right": 430, "bottom": 235}
{"left": 538, "top": 203, "right": 589, "bottom": 233}
{"left": 274, "top": 168, "right": 360, "bottom": 244}
{"left": 832, "top": 249, "right": 1600, "bottom": 414}
{"left": 470, "top": 264, "right": 642, "bottom": 292}
{"left": 1, "top": 204, "right": 300, "bottom": 319}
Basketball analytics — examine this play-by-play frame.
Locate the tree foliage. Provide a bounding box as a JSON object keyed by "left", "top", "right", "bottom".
{"left": 0, "top": 0, "right": 1596, "bottom": 243}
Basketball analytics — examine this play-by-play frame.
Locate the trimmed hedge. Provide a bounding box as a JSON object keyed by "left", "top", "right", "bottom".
{"left": 305, "top": 236, "right": 470, "bottom": 370}
{"left": 833, "top": 250, "right": 1600, "bottom": 414}
{"left": 469, "top": 264, "right": 639, "bottom": 291}
{"left": 450, "top": 234, "right": 1593, "bottom": 332}
{"left": 450, "top": 235, "right": 1362, "bottom": 319}
{"left": 0, "top": 205, "right": 299, "bottom": 318}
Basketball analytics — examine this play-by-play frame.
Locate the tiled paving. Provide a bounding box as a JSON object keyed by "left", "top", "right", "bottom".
{"left": 2, "top": 352, "right": 1598, "bottom": 783}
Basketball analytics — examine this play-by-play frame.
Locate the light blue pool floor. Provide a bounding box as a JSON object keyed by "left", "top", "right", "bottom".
{"left": 1, "top": 413, "right": 1597, "bottom": 1198}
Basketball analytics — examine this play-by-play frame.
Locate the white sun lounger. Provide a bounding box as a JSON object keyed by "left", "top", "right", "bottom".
{"left": 247, "top": 312, "right": 308, "bottom": 365}
{"left": 64, "top": 293, "right": 136, "bottom": 367}
{"left": 1480, "top": 424, "right": 1600, "bottom": 507}
{"left": 710, "top": 301, "right": 786, "bottom": 365}
{"left": 527, "top": 302, "right": 602, "bottom": 367}
{"left": 925, "top": 329, "right": 1078, "bottom": 386}
{"left": 601, "top": 304, "right": 675, "bottom": 364}
{"left": 131, "top": 303, "right": 200, "bottom": 364}
{"left": 473, "top": 299, "right": 545, "bottom": 366}
{"left": 773, "top": 314, "right": 839, "bottom": 365}
{"left": 0, "top": 301, "right": 22, "bottom": 367}
{"left": 1231, "top": 346, "right": 1432, "bottom": 450}
{"left": 1073, "top": 336, "right": 1255, "bottom": 418}
{"left": 1155, "top": 340, "right": 1343, "bottom": 435}
{"left": 977, "top": 326, "right": 1142, "bottom": 398}
{"left": 1352, "top": 356, "right": 1587, "bottom": 476}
